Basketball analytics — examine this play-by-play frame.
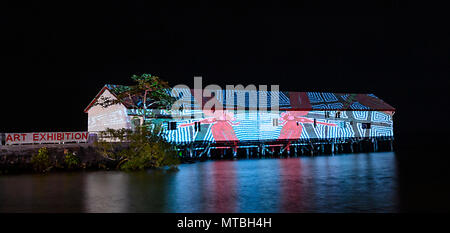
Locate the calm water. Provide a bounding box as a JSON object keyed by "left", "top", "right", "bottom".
{"left": 0, "top": 152, "right": 399, "bottom": 213}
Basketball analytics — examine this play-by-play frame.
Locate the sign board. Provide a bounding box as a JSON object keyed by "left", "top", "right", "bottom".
{"left": 4, "top": 132, "right": 89, "bottom": 145}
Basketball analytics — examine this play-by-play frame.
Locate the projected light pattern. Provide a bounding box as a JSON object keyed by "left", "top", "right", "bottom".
{"left": 155, "top": 109, "right": 393, "bottom": 145}
{"left": 86, "top": 85, "right": 395, "bottom": 144}
{"left": 149, "top": 89, "right": 394, "bottom": 144}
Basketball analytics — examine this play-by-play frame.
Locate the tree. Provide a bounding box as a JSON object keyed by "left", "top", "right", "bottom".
{"left": 95, "top": 126, "right": 180, "bottom": 170}
{"left": 31, "top": 147, "right": 51, "bottom": 173}
{"left": 93, "top": 74, "right": 180, "bottom": 170}
{"left": 95, "top": 74, "right": 176, "bottom": 126}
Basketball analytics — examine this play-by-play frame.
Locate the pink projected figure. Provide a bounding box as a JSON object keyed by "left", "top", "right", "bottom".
{"left": 277, "top": 92, "right": 337, "bottom": 152}
{"left": 179, "top": 110, "right": 240, "bottom": 142}
{"left": 178, "top": 90, "right": 241, "bottom": 154}
{"left": 278, "top": 111, "right": 337, "bottom": 141}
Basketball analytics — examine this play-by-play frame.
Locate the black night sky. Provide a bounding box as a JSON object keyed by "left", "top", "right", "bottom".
{"left": 2, "top": 0, "right": 450, "bottom": 213}
{"left": 2, "top": 1, "right": 450, "bottom": 148}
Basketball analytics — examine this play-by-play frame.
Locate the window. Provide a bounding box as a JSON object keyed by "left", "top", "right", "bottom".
{"left": 194, "top": 122, "right": 201, "bottom": 132}
{"left": 362, "top": 123, "right": 371, "bottom": 129}
{"left": 234, "top": 93, "right": 238, "bottom": 114}
{"left": 335, "top": 111, "right": 341, "bottom": 118}
{"left": 245, "top": 92, "right": 249, "bottom": 111}
{"left": 273, "top": 118, "right": 279, "bottom": 127}
{"left": 168, "top": 121, "right": 177, "bottom": 130}
{"left": 325, "top": 111, "right": 330, "bottom": 118}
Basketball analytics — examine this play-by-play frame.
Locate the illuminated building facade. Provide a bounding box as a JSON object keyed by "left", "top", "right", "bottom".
{"left": 85, "top": 85, "right": 395, "bottom": 155}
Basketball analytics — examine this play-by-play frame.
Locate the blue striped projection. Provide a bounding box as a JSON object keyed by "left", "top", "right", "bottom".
{"left": 353, "top": 110, "right": 368, "bottom": 120}
{"left": 152, "top": 109, "right": 393, "bottom": 145}
{"left": 351, "top": 102, "right": 371, "bottom": 110}
{"left": 322, "top": 93, "right": 338, "bottom": 102}
{"left": 307, "top": 92, "right": 324, "bottom": 103}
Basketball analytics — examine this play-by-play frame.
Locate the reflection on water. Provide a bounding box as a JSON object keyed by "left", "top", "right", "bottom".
{"left": 0, "top": 152, "right": 399, "bottom": 213}
{"left": 83, "top": 172, "right": 128, "bottom": 212}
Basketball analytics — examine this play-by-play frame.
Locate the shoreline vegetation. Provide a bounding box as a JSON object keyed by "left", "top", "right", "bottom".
{"left": 1, "top": 74, "right": 181, "bottom": 175}
{"left": 95, "top": 126, "right": 180, "bottom": 171}
{"left": 0, "top": 126, "right": 181, "bottom": 175}
{"left": 0, "top": 74, "right": 396, "bottom": 175}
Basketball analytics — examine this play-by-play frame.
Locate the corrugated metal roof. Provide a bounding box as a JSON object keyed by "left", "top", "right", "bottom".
{"left": 84, "top": 84, "right": 395, "bottom": 112}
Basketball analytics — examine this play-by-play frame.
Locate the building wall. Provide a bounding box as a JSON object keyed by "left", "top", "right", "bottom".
{"left": 87, "top": 89, "right": 132, "bottom": 132}
{"left": 152, "top": 109, "right": 394, "bottom": 144}
{"left": 87, "top": 92, "right": 394, "bottom": 143}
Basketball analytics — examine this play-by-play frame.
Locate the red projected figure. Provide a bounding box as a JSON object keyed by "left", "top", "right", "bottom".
{"left": 278, "top": 111, "right": 337, "bottom": 140}
{"left": 179, "top": 90, "right": 242, "bottom": 154}
{"left": 179, "top": 90, "right": 241, "bottom": 145}
{"left": 277, "top": 92, "right": 337, "bottom": 151}
{"left": 179, "top": 110, "right": 240, "bottom": 142}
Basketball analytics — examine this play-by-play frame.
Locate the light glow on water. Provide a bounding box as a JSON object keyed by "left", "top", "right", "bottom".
{"left": 0, "top": 152, "right": 399, "bottom": 213}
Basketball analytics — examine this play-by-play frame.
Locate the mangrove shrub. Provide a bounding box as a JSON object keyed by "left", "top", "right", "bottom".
{"left": 64, "top": 149, "right": 80, "bottom": 169}
{"left": 95, "top": 125, "right": 179, "bottom": 171}
{"left": 31, "top": 147, "right": 51, "bottom": 173}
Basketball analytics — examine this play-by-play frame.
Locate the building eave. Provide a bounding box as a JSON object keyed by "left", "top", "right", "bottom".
{"left": 83, "top": 85, "right": 120, "bottom": 113}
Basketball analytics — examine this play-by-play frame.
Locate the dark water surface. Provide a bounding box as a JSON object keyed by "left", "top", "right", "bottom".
{"left": 0, "top": 152, "right": 399, "bottom": 213}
